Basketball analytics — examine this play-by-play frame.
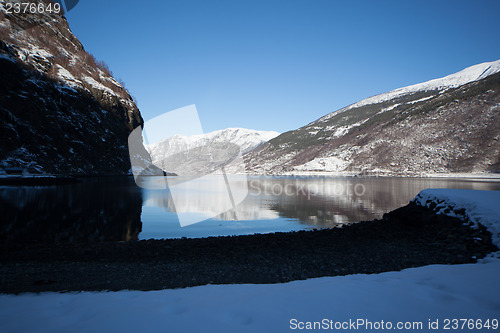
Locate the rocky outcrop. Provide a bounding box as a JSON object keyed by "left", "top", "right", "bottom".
{"left": 0, "top": 5, "right": 149, "bottom": 175}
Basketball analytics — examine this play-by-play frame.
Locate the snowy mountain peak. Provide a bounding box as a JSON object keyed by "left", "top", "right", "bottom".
{"left": 320, "top": 59, "right": 500, "bottom": 121}
{"left": 202, "top": 128, "right": 280, "bottom": 152}
{"left": 148, "top": 128, "right": 280, "bottom": 156}
{"left": 146, "top": 128, "right": 280, "bottom": 175}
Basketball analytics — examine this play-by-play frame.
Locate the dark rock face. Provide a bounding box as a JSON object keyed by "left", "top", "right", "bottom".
{"left": 0, "top": 10, "right": 147, "bottom": 175}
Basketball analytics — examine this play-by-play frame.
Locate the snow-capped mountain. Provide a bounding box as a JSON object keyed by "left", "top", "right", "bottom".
{"left": 318, "top": 60, "right": 500, "bottom": 122}
{"left": 146, "top": 128, "right": 279, "bottom": 175}
{"left": 147, "top": 128, "right": 279, "bottom": 156}
{"left": 245, "top": 60, "right": 500, "bottom": 175}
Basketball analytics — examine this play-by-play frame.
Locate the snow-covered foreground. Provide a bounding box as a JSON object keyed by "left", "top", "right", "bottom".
{"left": 1, "top": 189, "right": 499, "bottom": 333}
{"left": 0, "top": 261, "right": 499, "bottom": 333}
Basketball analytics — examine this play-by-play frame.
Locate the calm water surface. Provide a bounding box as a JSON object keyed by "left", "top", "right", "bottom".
{"left": 1, "top": 176, "right": 499, "bottom": 243}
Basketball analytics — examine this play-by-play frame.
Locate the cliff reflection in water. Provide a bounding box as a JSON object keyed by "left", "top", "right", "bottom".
{"left": 0, "top": 177, "right": 143, "bottom": 244}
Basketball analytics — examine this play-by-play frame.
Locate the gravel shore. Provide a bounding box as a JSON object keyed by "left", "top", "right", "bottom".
{"left": 0, "top": 203, "right": 497, "bottom": 294}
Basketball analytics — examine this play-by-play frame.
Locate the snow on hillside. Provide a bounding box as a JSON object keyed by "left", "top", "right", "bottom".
{"left": 413, "top": 189, "right": 500, "bottom": 250}
{"left": 147, "top": 128, "right": 280, "bottom": 160}
{"left": 319, "top": 59, "right": 500, "bottom": 121}
{"left": 1, "top": 189, "right": 499, "bottom": 333}
{"left": 293, "top": 156, "right": 349, "bottom": 172}
{"left": 0, "top": 16, "right": 128, "bottom": 101}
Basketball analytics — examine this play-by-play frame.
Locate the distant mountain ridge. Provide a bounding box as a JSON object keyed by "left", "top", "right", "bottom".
{"left": 245, "top": 60, "right": 500, "bottom": 175}
{"left": 147, "top": 128, "right": 279, "bottom": 175}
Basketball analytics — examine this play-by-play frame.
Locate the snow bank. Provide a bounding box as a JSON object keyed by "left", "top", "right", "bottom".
{"left": 413, "top": 189, "right": 500, "bottom": 249}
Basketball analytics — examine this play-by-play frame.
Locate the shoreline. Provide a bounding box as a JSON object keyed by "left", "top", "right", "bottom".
{"left": 0, "top": 176, "right": 81, "bottom": 186}
{"left": 1, "top": 172, "right": 499, "bottom": 187}
{"left": 0, "top": 202, "right": 497, "bottom": 294}
{"left": 254, "top": 171, "right": 500, "bottom": 180}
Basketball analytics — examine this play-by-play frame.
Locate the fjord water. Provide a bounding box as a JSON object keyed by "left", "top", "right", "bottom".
{"left": 1, "top": 176, "right": 499, "bottom": 243}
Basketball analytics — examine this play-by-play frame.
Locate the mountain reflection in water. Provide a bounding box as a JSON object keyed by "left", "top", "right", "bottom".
{"left": 1, "top": 176, "right": 499, "bottom": 243}
{"left": 141, "top": 176, "right": 500, "bottom": 238}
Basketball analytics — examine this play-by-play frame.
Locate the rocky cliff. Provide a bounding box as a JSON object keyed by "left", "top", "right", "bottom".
{"left": 0, "top": 2, "right": 148, "bottom": 175}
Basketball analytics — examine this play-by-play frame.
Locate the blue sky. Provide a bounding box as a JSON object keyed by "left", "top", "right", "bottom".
{"left": 66, "top": 0, "right": 500, "bottom": 134}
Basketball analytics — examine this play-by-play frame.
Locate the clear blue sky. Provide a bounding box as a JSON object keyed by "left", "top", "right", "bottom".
{"left": 65, "top": 0, "right": 500, "bottom": 134}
